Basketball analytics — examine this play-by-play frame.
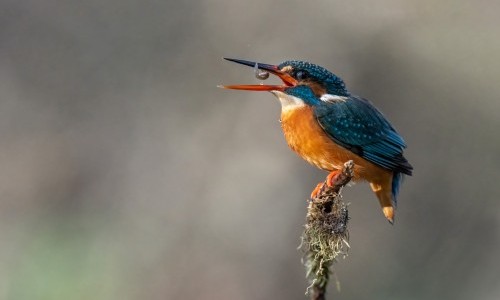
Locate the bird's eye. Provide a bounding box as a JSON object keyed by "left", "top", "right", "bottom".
{"left": 295, "top": 70, "right": 308, "bottom": 80}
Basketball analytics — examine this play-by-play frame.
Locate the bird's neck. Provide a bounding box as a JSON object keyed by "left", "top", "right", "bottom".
{"left": 270, "top": 90, "right": 307, "bottom": 114}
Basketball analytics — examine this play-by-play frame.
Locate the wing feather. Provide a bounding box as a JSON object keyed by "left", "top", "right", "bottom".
{"left": 314, "top": 96, "right": 413, "bottom": 175}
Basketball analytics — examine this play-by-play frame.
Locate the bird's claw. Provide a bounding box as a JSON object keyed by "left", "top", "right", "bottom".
{"left": 310, "top": 170, "right": 341, "bottom": 199}
{"left": 326, "top": 170, "right": 341, "bottom": 187}
{"left": 310, "top": 182, "right": 325, "bottom": 199}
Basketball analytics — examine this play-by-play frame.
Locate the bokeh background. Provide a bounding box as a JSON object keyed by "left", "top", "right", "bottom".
{"left": 1, "top": 1, "right": 500, "bottom": 299}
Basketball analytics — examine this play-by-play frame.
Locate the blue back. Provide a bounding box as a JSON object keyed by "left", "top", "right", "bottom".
{"left": 314, "top": 96, "right": 413, "bottom": 175}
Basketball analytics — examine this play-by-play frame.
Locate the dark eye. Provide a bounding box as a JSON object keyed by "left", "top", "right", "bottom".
{"left": 295, "top": 70, "right": 309, "bottom": 80}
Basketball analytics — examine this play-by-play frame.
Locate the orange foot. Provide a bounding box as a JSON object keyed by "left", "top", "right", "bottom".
{"left": 310, "top": 170, "right": 341, "bottom": 199}
{"left": 310, "top": 182, "right": 324, "bottom": 199}
{"left": 326, "top": 170, "right": 341, "bottom": 187}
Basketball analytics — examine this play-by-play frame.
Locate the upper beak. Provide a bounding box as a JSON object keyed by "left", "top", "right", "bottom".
{"left": 219, "top": 58, "right": 298, "bottom": 91}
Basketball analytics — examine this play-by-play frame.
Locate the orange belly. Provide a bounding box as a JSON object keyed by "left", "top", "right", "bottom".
{"left": 280, "top": 106, "right": 391, "bottom": 183}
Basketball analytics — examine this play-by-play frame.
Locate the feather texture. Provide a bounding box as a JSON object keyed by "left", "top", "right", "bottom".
{"left": 314, "top": 96, "right": 413, "bottom": 175}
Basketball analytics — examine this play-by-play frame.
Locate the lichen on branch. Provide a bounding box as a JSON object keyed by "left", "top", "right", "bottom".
{"left": 301, "top": 160, "right": 354, "bottom": 300}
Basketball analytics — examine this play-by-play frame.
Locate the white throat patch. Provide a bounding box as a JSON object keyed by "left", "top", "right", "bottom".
{"left": 270, "top": 90, "right": 306, "bottom": 112}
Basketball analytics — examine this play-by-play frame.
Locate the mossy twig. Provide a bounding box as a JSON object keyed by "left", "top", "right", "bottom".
{"left": 301, "top": 160, "right": 354, "bottom": 300}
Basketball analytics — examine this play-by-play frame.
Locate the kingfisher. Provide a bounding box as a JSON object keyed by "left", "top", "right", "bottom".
{"left": 220, "top": 58, "right": 413, "bottom": 224}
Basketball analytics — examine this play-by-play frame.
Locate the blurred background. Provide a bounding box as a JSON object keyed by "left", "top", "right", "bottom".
{"left": 1, "top": 0, "right": 500, "bottom": 299}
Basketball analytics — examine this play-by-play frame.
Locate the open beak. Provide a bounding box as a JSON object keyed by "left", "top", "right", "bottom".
{"left": 219, "top": 58, "right": 298, "bottom": 91}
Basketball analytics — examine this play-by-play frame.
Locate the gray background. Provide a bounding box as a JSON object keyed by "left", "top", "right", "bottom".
{"left": 1, "top": 1, "right": 499, "bottom": 299}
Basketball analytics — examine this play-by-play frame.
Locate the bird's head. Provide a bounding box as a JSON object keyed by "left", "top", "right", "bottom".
{"left": 220, "top": 58, "right": 350, "bottom": 109}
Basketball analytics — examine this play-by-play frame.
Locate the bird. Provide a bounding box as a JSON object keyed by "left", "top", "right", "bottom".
{"left": 219, "top": 58, "right": 413, "bottom": 224}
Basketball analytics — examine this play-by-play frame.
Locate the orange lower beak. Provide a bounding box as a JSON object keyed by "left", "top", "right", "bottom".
{"left": 218, "top": 84, "right": 287, "bottom": 91}
{"left": 219, "top": 58, "right": 297, "bottom": 91}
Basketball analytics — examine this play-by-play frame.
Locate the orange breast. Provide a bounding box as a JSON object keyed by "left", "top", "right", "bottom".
{"left": 280, "top": 106, "right": 391, "bottom": 183}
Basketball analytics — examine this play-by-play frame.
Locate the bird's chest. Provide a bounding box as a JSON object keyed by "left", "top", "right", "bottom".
{"left": 280, "top": 107, "right": 350, "bottom": 171}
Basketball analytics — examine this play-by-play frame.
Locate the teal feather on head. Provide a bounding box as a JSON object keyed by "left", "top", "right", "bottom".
{"left": 279, "top": 60, "right": 350, "bottom": 96}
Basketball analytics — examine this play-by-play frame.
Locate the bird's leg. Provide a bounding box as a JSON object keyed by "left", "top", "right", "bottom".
{"left": 310, "top": 182, "right": 325, "bottom": 199}
{"left": 325, "top": 170, "right": 342, "bottom": 187}
{"left": 310, "top": 170, "right": 341, "bottom": 199}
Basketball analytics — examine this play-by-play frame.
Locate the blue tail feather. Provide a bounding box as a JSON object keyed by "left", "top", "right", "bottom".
{"left": 391, "top": 172, "right": 404, "bottom": 208}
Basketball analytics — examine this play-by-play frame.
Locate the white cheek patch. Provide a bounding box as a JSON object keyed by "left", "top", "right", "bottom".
{"left": 270, "top": 91, "right": 306, "bottom": 112}
{"left": 320, "top": 94, "right": 348, "bottom": 103}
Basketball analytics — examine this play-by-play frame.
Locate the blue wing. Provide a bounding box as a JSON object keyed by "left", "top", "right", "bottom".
{"left": 314, "top": 96, "right": 413, "bottom": 175}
